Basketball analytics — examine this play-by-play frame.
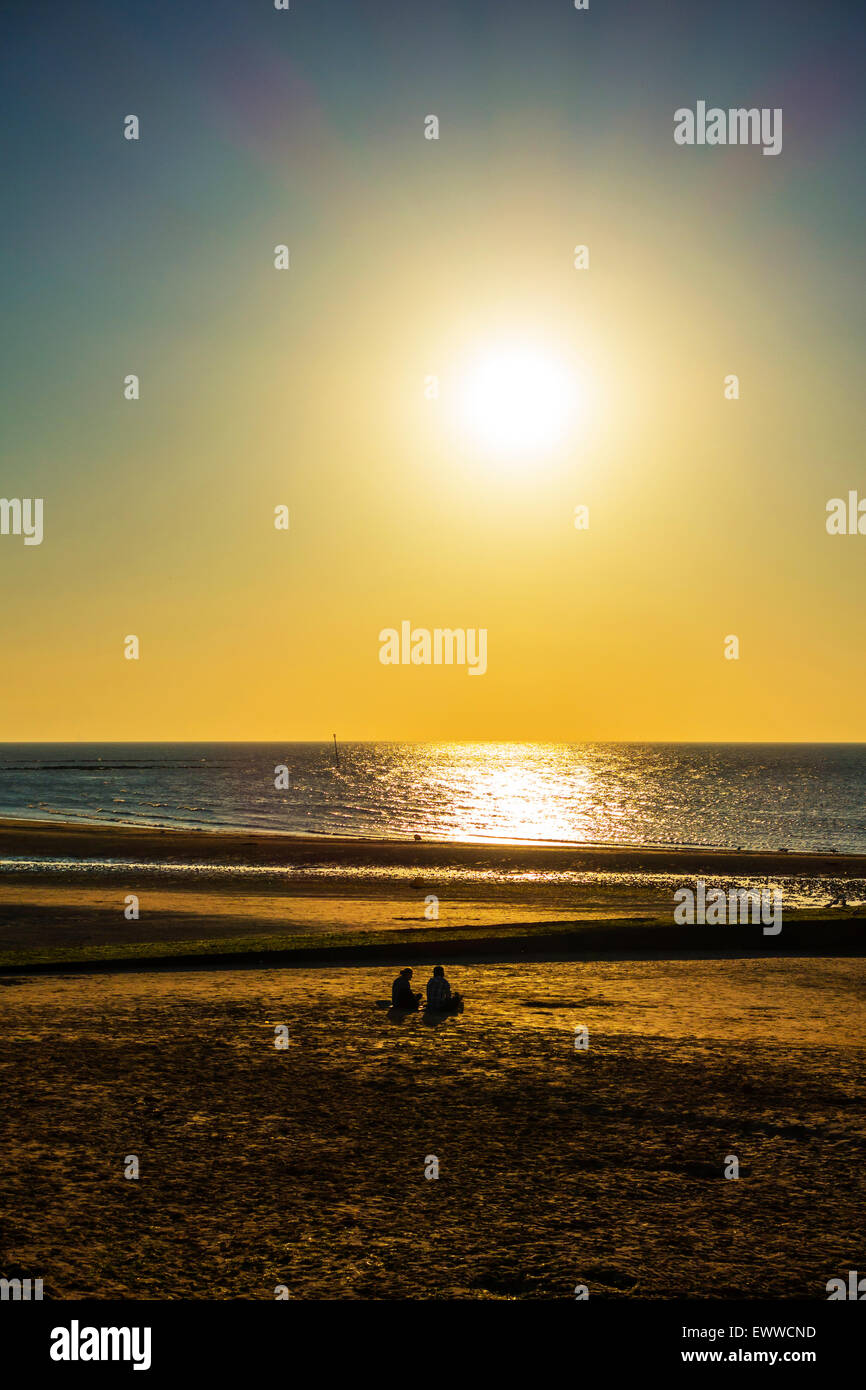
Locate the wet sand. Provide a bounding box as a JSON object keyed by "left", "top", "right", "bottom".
{"left": 3, "top": 815, "right": 866, "bottom": 877}
{"left": 0, "top": 957, "right": 863, "bottom": 1299}
{"left": 0, "top": 882, "right": 620, "bottom": 949}
{"left": 2, "top": 816, "right": 864, "bottom": 969}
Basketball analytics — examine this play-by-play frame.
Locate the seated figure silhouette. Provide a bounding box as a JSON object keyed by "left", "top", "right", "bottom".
{"left": 391, "top": 967, "right": 421, "bottom": 1010}
{"left": 425, "top": 964, "right": 463, "bottom": 1013}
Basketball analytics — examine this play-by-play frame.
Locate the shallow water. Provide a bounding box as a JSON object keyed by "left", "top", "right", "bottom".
{"left": 2, "top": 856, "right": 862, "bottom": 911}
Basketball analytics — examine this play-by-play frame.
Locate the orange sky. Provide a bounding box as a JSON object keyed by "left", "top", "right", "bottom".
{"left": 2, "top": 5, "right": 864, "bottom": 742}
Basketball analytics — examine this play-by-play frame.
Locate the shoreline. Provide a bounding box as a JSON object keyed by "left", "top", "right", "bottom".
{"left": 3, "top": 816, "right": 866, "bottom": 876}
{"left": 2, "top": 816, "right": 863, "bottom": 975}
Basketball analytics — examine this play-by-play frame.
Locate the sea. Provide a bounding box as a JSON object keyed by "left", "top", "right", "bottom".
{"left": 1, "top": 742, "right": 865, "bottom": 853}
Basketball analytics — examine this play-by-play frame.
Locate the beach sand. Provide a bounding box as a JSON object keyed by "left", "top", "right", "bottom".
{"left": 1, "top": 957, "right": 864, "bottom": 1300}
{"left": 1, "top": 818, "right": 864, "bottom": 1300}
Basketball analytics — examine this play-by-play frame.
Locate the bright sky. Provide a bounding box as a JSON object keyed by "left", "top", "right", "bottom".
{"left": 2, "top": 0, "right": 864, "bottom": 740}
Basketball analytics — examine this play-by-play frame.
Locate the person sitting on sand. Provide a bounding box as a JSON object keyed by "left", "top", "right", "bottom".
{"left": 426, "top": 964, "right": 461, "bottom": 1011}
{"left": 392, "top": 967, "right": 422, "bottom": 1009}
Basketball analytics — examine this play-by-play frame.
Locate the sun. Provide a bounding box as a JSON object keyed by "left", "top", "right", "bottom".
{"left": 457, "top": 343, "right": 579, "bottom": 454}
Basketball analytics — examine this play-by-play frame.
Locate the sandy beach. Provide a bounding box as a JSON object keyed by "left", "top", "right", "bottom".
{"left": 1, "top": 818, "right": 864, "bottom": 1301}
{"left": 1, "top": 957, "right": 864, "bottom": 1300}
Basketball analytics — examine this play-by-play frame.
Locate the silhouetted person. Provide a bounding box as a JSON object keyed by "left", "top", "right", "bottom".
{"left": 391, "top": 967, "right": 421, "bottom": 1009}
{"left": 426, "top": 964, "right": 462, "bottom": 1011}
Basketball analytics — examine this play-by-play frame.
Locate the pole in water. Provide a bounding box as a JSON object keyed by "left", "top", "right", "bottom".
{"left": 333, "top": 734, "right": 340, "bottom": 768}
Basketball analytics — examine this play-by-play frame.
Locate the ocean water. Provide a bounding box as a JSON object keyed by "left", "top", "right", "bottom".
{"left": 1, "top": 742, "right": 865, "bottom": 853}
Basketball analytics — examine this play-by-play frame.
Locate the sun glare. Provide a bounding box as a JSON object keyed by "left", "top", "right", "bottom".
{"left": 457, "top": 344, "right": 579, "bottom": 454}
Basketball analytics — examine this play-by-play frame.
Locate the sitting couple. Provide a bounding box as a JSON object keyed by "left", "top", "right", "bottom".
{"left": 391, "top": 965, "right": 462, "bottom": 1012}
